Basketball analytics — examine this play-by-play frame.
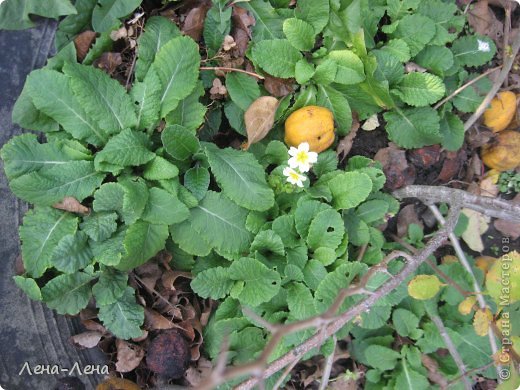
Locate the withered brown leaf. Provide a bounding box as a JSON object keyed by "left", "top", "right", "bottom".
{"left": 244, "top": 96, "right": 279, "bottom": 147}
{"left": 53, "top": 197, "right": 90, "bottom": 215}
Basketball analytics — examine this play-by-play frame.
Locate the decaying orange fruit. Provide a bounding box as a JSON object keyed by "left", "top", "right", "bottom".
{"left": 483, "top": 91, "right": 517, "bottom": 132}
{"left": 481, "top": 130, "right": 520, "bottom": 171}
{"left": 284, "top": 106, "right": 335, "bottom": 153}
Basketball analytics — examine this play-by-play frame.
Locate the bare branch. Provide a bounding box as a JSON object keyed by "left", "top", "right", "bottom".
{"left": 393, "top": 185, "right": 520, "bottom": 223}
{"left": 319, "top": 336, "right": 336, "bottom": 390}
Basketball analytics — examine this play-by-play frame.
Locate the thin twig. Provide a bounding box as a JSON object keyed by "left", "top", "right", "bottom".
{"left": 429, "top": 314, "right": 473, "bottom": 390}
{"left": 319, "top": 336, "right": 336, "bottom": 390}
{"left": 393, "top": 185, "right": 520, "bottom": 223}
{"left": 503, "top": 2, "right": 512, "bottom": 88}
{"left": 463, "top": 28, "right": 520, "bottom": 131}
{"left": 200, "top": 66, "right": 265, "bottom": 79}
{"left": 428, "top": 204, "right": 501, "bottom": 381}
{"left": 433, "top": 66, "right": 502, "bottom": 109}
{"left": 272, "top": 355, "right": 302, "bottom": 390}
{"left": 447, "top": 362, "right": 495, "bottom": 386}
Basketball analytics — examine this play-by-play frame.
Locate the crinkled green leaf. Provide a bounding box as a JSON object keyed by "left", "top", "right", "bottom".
{"left": 251, "top": 39, "right": 302, "bottom": 78}
{"left": 295, "top": 0, "right": 329, "bottom": 34}
{"left": 97, "top": 286, "right": 144, "bottom": 339}
{"left": 287, "top": 282, "right": 316, "bottom": 320}
{"left": 10, "top": 161, "right": 105, "bottom": 206}
{"left": 13, "top": 276, "right": 42, "bottom": 301}
{"left": 92, "top": 269, "right": 128, "bottom": 306}
{"left": 131, "top": 68, "right": 162, "bottom": 131}
{"left": 364, "top": 345, "right": 401, "bottom": 371}
{"left": 328, "top": 50, "right": 365, "bottom": 85}
{"left": 184, "top": 167, "right": 210, "bottom": 201}
{"left": 119, "top": 177, "right": 149, "bottom": 225}
{"left": 229, "top": 257, "right": 281, "bottom": 306}
{"left": 283, "top": 18, "right": 315, "bottom": 51}
{"left": 92, "top": 228, "right": 126, "bottom": 266}
{"left": 165, "top": 82, "right": 207, "bottom": 131}
{"left": 328, "top": 172, "right": 372, "bottom": 210}
{"left": 135, "top": 16, "right": 181, "bottom": 81}
{"left": 394, "top": 72, "right": 445, "bottom": 107}
{"left": 63, "top": 63, "right": 138, "bottom": 135}
{"left": 92, "top": 0, "right": 141, "bottom": 32}
{"left": 307, "top": 209, "right": 344, "bottom": 250}
{"left": 243, "top": 1, "right": 284, "bottom": 41}
{"left": 51, "top": 232, "right": 93, "bottom": 273}
{"left": 11, "top": 85, "right": 59, "bottom": 133}
{"left": 191, "top": 267, "right": 234, "bottom": 299}
{"left": 392, "top": 308, "right": 420, "bottom": 337}
{"left": 162, "top": 125, "right": 200, "bottom": 161}
{"left": 379, "top": 39, "right": 411, "bottom": 62}
{"left": 204, "top": 143, "right": 275, "bottom": 212}
{"left": 389, "top": 14, "right": 435, "bottom": 56}
{"left": 295, "top": 199, "right": 330, "bottom": 239}
{"left": 93, "top": 183, "right": 124, "bottom": 214}
{"left": 396, "top": 361, "right": 431, "bottom": 390}
{"left": 439, "top": 112, "right": 464, "bottom": 152}
{"left": 250, "top": 229, "right": 285, "bottom": 256}
{"left": 143, "top": 156, "right": 179, "bottom": 181}
{"left": 384, "top": 107, "right": 442, "bottom": 149}
{"left": 170, "top": 220, "right": 212, "bottom": 257}
{"left": 58, "top": 0, "right": 96, "bottom": 35}
{"left": 116, "top": 221, "right": 169, "bottom": 271}
{"left": 82, "top": 29, "right": 115, "bottom": 65}
{"left": 203, "top": 2, "right": 232, "bottom": 54}
{"left": 316, "top": 84, "right": 352, "bottom": 136}
{"left": 142, "top": 187, "right": 189, "bottom": 225}
{"left": 452, "top": 35, "right": 496, "bottom": 67}
{"left": 0, "top": 0, "right": 76, "bottom": 30}
{"left": 295, "top": 59, "right": 315, "bottom": 84}
{"left": 41, "top": 272, "right": 93, "bottom": 315}
{"left": 95, "top": 129, "right": 155, "bottom": 169}
{"left": 385, "top": 0, "right": 421, "bottom": 21}
{"left": 80, "top": 212, "right": 118, "bottom": 242}
{"left": 303, "top": 259, "right": 328, "bottom": 291}
{"left": 356, "top": 200, "right": 389, "bottom": 224}
{"left": 312, "top": 59, "right": 337, "bottom": 85}
{"left": 226, "top": 73, "right": 261, "bottom": 111}
{"left": 415, "top": 46, "right": 454, "bottom": 76}
{"left": 272, "top": 214, "right": 300, "bottom": 248}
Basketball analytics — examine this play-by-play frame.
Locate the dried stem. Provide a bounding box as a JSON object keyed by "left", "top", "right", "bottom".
{"left": 200, "top": 66, "right": 265, "bottom": 79}
{"left": 393, "top": 185, "right": 520, "bottom": 223}
{"left": 318, "top": 336, "right": 336, "bottom": 390}
{"left": 463, "top": 28, "right": 520, "bottom": 131}
{"left": 429, "top": 314, "right": 473, "bottom": 390}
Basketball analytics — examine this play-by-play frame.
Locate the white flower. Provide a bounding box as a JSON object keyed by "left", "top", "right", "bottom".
{"left": 477, "top": 39, "right": 490, "bottom": 53}
{"left": 288, "top": 142, "right": 318, "bottom": 173}
{"left": 283, "top": 167, "right": 307, "bottom": 188}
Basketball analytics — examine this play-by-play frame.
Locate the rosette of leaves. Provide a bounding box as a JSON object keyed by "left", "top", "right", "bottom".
{"left": 216, "top": 0, "right": 496, "bottom": 151}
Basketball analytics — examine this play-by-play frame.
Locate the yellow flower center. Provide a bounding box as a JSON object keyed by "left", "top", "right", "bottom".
{"left": 296, "top": 151, "right": 308, "bottom": 163}
{"left": 290, "top": 172, "right": 301, "bottom": 180}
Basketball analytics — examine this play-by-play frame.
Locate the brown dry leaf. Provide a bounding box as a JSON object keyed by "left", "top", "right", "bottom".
{"left": 467, "top": 0, "right": 504, "bottom": 46}
{"left": 70, "top": 331, "right": 103, "bottom": 349}
{"left": 135, "top": 261, "right": 161, "bottom": 291}
{"left": 329, "top": 376, "right": 358, "bottom": 390}
{"left": 438, "top": 150, "right": 467, "bottom": 183}
{"left": 479, "top": 170, "right": 500, "bottom": 197}
{"left": 74, "top": 31, "right": 97, "bottom": 62}
{"left": 183, "top": 5, "right": 210, "bottom": 41}
{"left": 144, "top": 308, "right": 175, "bottom": 330}
{"left": 110, "top": 26, "right": 127, "bottom": 41}
{"left": 53, "top": 197, "right": 90, "bottom": 215}
{"left": 397, "top": 204, "right": 423, "bottom": 238}
{"left": 263, "top": 75, "right": 294, "bottom": 97}
{"left": 96, "top": 377, "right": 140, "bottom": 390}
{"left": 473, "top": 308, "right": 493, "bottom": 336}
{"left": 146, "top": 330, "right": 191, "bottom": 378}
{"left": 494, "top": 193, "right": 520, "bottom": 239}
{"left": 161, "top": 270, "right": 193, "bottom": 291}
{"left": 336, "top": 113, "right": 360, "bottom": 162}
{"left": 408, "top": 145, "right": 441, "bottom": 169}
{"left": 404, "top": 62, "right": 427, "bottom": 73}
{"left": 223, "top": 35, "right": 236, "bottom": 51}
{"left": 374, "top": 143, "right": 416, "bottom": 190}
{"left": 232, "top": 6, "right": 255, "bottom": 35}
{"left": 421, "top": 354, "right": 449, "bottom": 389}
{"left": 94, "top": 52, "right": 122, "bottom": 75}
{"left": 115, "top": 339, "right": 145, "bottom": 373}
{"left": 210, "top": 78, "right": 227, "bottom": 98}
{"left": 185, "top": 357, "right": 213, "bottom": 387}
{"left": 244, "top": 96, "right": 279, "bottom": 146}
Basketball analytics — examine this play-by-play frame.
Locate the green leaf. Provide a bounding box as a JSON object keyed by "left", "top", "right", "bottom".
{"left": 312, "top": 59, "right": 337, "bottom": 85}
{"left": 272, "top": 214, "right": 300, "bottom": 248}
{"left": 64, "top": 63, "right": 138, "bottom": 136}
{"left": 384, "top": 107, "right": 442, "bottom": 149}
{"left": 162, "top": 125, "right": 200, "bottom": 160}
{"left": 0, "top": 0, "right": 76, "bottom": 30}
{"left": 417, "top": 0, "right": 463, "bottom": 46}
{"left": 184, "top": 167, "right": 210, "bottom": 201}
{"left": 142, "top": 187, "right": 190, "bottom": 225}
{"left": 295, "top": 0, "right": 329, "bottom": 34}
{"left": 135, "top": 16, "right": 181, "bottom": 81}
{"left": 119, "top": 177, "right": 150, "bottom": 223}
{"left": 117, "top": 221, "right": 169, "bottom": 271}
{"left": 95, "top": 129, "right": 155, "bottom": 169}
{"left": 170, "top": 219, "right": 212, "bottom": 257}
{"left": 287, "top": 283, "right": 316, "bottom": 320}
{"left": 25, "top": 69, "right": 106, "bottom": 145}
{"left": 386, "top": 0, "right": 420, "bottom": 21}
{"left": 251, "top": 39, "right": 303, "bottom": 78}
{"left": 392, "top": 308, "right": 420, "bottom": 337}
{"left": 250, "top": 230, "right": 285, "bottom": 256}
{"left": 11, "top": 85, "right": 58, "bottom": 133}
{"left": 143, "top": 156, "right": 179, "bottom": 180}
{"left": 356, "top": 200, "right": 389, "bottom": 224}
{"left": 439, "top": 112, "right": 464, "bottom": 152}
{"left": 295, "top": 59, "right": 315, "bottom": 84}
{"left": 303, "top": 259, "right": 328, "bottom": 291}
{"left": 82, "top": 29, "right": 115, "bottom": 65}
{"left": 295, "top": 199, "right": 330, "bottom": 239}
{"left": 92, "top": 0, "right": 141, "bottom": 32}
{"left": 396, "top": 361, "right": 430, "bottom": 390}
{"left": 389, "top": 14, "right": 435, "bottom": 56}
{"left": 415, "top": 46, "right": 454, "bottom": 76}
{"left": 13, "top": 276, "right": 42, "bottom": 301}
{"left": 243, "top": 1, "right": 285, "bottom": 41}
{"left": 41, "top": 272, "right": 93, "bottom": 315}
{"left": 380, "top": 39, "right": 411, "bottom": 62}
{"left": 316, "top": 84, "right": 352, "bottom": 136}
{"left": 51, "top": 232, "right": 93, "bottom": 273}
{"left": 58, "top": 0, "right": 96, "bottom": 35}
{"left": 226, "top": 73, "right": 261, "bottom": 111}
{"left": 10, "top": 161, "right": 105, "bottom": 206}
{"left": 229, "top": 257, "right": 281, "bottom": 306}
{"left": 190, "top": 191, "right": 252, "bottom": 255}
{"left": 131, "top": 69, "right": 162, "bottom": 131}
{"left": 80, "top": 212, "right": 118, "bottom": 242}
{"left": 307, "top": 209, "right": 345, "bottom": 250}
{"left": 328, "top": 172, "right": 372, "bottom": 210}
{"left": 408, "top": 275, "right": 443, "bottom": 300}
{"left": 92, "top": 268, "right": 128, "bottom": 306}
{"left": 452, "top": 35, "right": 496, "bottom": 67}
{"left": 165, "top": 82, "right": 207, "bottom": 131}
{"left": 97, "top": 286, "right": 144, "bottom": 339}
{"left": 203, "top": 2, "right": 232, "bottom": 54}
{"left": 93, "top": 183, "right": 124, "bottom": 214}
{"left": 92, "top": 228, "right": 126, "bottom": 266}
{"left": 283, "top": 18, "right": 315, "bottom": 51}
{"left": 364, "top": 345, "right": 401, "bottom": 371}
{"left": 151, "top": 36, "right": 200, "bottom": 117}
{"left": 191, "top": 267, "right": 234, "bottom": 299}
{"left": 327, "top": 50, "right": 365, "bottom": 85}
{"left": 204, "top": 143, "right": 275, "bottom": 212}
{"left": 224, "top": 102, "right": 246, "bottom": 136}
{"left": 394, "top": 72, "right": 445, "bottom": 107}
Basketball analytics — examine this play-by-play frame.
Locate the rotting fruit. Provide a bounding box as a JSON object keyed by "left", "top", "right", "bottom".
{"left": 483, "top": 91, "right": 517, "bottom": 132}
{"left": 481, "top": 130, "right": 520, "bottom": 171}
{"left": 285, "top": 106, "right": 335, "bottom": 153}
